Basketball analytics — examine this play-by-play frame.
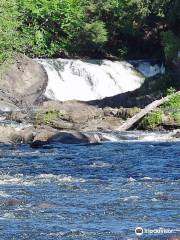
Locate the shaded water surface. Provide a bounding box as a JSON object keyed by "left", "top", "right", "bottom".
{"left": 0, "top": 141, "right": 179, "bottom": 239}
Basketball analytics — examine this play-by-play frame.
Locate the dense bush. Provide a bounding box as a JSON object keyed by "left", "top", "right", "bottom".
{"left": 140, "top": 110, "right": 164, "bottom": 129}
{"left": 0, "top": 0, "right": 22, "bottom": 64}
{"left": 0, "top": 0, "right": 179, "bottom": 62}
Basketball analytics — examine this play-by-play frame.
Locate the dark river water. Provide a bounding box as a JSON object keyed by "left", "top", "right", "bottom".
{"left": 0, "top": 140, "right": 179, "bottom": 240}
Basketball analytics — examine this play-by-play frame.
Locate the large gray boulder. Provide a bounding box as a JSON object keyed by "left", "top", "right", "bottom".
{"left": 0, "top": 55, "right": 48, "bottom": 110}
{"left": 0, "top": 125, "right": 102, "bottom": 146}
{"left": 31, "top": 126, "right": 102, "bottom": 147}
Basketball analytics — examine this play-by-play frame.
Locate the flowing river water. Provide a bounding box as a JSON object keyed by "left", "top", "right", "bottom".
{"left": 0, "top": 133, "right": 179, "bottom": 240}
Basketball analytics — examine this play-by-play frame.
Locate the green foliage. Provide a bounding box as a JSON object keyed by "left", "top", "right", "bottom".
{"left": 141, "top": 110, "right": 163, "bottom": 129}
{"left": 18, "top": 0, "right": 85, "bottom": 57}
{"left": 34, "top": 110, "right": 64, "bottom": 125}
{"left": 0, "top": 0, "right": 179, "bottom": 59}
{"left": 139, "top": 92, "right": 180, "bottom": 130}
{"left": 161, "top": 31, "right": 180, "bottom": 62}
{"left": 161, "top": 92, "right": 180, "bottom": 125}
{"left": 162, "top": 93, "right": 180, "bottom": 110}
{"left": 0, "top": 0, "right": 22, "bottom": 64}
{"left": 117, "top": 47, "right": 128, "bottom": 59}
{"left": 83, "top": 21, "right": 108, "bottom": 46}
{"left": 44, "top": 110, "right": 64, "bottom": 124}
{"left": 166, "top": 87, "right": 176, "bottom": 95}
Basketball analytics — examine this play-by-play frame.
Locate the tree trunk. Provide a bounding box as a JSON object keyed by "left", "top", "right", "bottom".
{"left": 116, "top": 92, "right": 180, "bottom": 131}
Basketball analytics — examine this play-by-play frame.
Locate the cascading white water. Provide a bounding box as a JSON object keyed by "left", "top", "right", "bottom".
{"left": 37, "top": 58, "right": 165, "bottom": 101}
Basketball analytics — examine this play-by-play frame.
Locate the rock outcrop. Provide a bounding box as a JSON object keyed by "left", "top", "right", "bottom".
{"left": 35, "top": 100, "right": 124, "bottom": 131}
{"left": 0, "top": 55, "right": 48, "bottom": 111}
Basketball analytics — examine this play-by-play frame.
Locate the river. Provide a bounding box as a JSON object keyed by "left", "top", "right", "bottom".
{"left": 0, "top": 136, "right": 179, "bottom": 239}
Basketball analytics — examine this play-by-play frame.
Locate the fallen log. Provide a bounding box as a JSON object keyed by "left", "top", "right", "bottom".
{"left": 116, "top": 91, "right": 180, "bottom": 131}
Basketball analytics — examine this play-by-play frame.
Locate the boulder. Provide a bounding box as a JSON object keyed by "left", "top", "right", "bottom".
{"left": 0, "top": 126, "right": 19, "bottom": 144}
{"left": 38, "top": 100, "right": 126, "bottom": 131}
{"left": 1, "top": 198, "right": 24, "bottom": 207}
{"left": 0, "top": 55, "right": 48, "bottom": 108}
{"left": 32, "top": 126, "right": 58, "bottom": 146}
{"left": 31, "top": 126, "right": 102, "bottom": 147}
{"left": 173, "top": 132, "right": 180, "bottom": 138}
{"left": 0, "top": 126, "right": 35, "bottom": 144}
{"left": 42, "top": 100, "right": 104, "bottom": 123}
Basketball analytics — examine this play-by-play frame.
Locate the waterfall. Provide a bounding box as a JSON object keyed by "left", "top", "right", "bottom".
{"left": 37, "top": 59, "right": 165, "bottom": 101}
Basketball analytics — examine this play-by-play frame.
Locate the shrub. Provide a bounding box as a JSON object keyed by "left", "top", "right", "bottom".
{"left": 34, "top": 110, "right": 64, "bottom": 125}
{"left": 82, "top": 21, "right": 108, "bottom": 47}
{"left": 141, "top": 110, "right": 163, "bottom": 129}
{"left": 162, "top": 92, "right": 180, "bottom": 110}
{"left": 0, "top": 0, "right": 22, "bottom": 64}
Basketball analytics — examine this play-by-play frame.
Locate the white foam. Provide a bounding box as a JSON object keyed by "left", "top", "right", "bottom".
{"left": 123, "top": 196, "right": 139, "bottom": 202}
{"left": 128, "top": 177, "right": 136, "bottom": 182}
{"left": 0, "top": 174, "right": 85, "bottom": 186}
{"left": 0, "top": 191, "right": 10, "bottom": 197}
{"left": 37, "top": 59, "right": 146, "bottom": 101}
{"left": 100, "top": 131, "right": 178, "bottom": 142}
{"left": 90, "top": 161, "right": 111, "bottom": 168}
{"left": 142, "top": 177, "right": 152, "bottom": 180}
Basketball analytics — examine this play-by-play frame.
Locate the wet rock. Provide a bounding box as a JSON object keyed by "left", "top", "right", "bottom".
{"left": 0, "top": 54, "right": 48, "bottom": 108}
{"left": 32, "top": 126, "right": 58, "bottom": 146}
{"left": 173, "top": 132, "right": 180, "bottom": 138}
{"left": 0, "top": 126, "right": 18, "bottom": 144}
{"left": 49, "top": 131, "right": 101, "bottom": 144}
{"left": 31, "top": 125, "right": 102, "bottom": 147}
{"left": 20, "top": 128, "right": 35, "bottom": 143}
{"left": 0, "top": 126, "right": 35, "bottom": 144}
{"left": 1, "top": 198, "right": 24, "bottom": 207}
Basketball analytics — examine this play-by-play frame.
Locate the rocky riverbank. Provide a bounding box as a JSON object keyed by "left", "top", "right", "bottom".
{"left": 0, "top": 56, "right": 179, "bottom": 146}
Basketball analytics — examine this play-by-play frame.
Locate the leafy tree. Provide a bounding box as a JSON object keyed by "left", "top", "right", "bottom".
{"left": 0, "top": 0, "right": 179, "bottom": 60}
{"left": 0, "top": 0, "right": 22, "bottom": 64}
{"left": 18, "top": 0, "right": 85, "bottom": 57}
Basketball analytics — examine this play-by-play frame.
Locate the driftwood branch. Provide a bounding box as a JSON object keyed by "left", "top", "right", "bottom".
{"left": 116, "top": 91, "right": 180, "bottom": 131}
